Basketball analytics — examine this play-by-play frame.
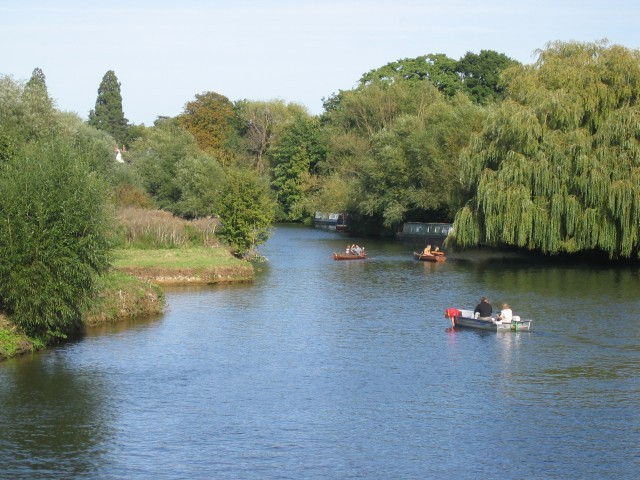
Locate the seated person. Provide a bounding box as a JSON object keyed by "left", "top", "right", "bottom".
{"left": 474, "top": 296, "right": 492, "bottom": 320}
{"left": 422, "top": 245, "right": 432, "bottom": 255}
{"left": 496, "top": 303, "right": 513, "bottom": 323}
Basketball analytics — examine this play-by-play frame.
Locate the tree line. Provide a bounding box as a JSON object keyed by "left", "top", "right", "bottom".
{"left": 2, "top": 39, "right": 640, "bottom": 339}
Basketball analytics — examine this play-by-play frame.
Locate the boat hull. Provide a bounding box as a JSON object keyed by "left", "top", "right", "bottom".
{"left": 333, "top": 252, "right": 367, "bottom": 260}
{"left": 414, "top": 252, "right": 446, "bottom": 262}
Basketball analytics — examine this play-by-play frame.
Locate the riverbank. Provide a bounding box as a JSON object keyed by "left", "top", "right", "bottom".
{"left": 0, "top": 246, "right": 254, "bottom": 361}
{"left": 112, "top": 247, "right": 254, "bottom": 285}
{"left": 0, "top": 271, "right": 163, "bottom": 361}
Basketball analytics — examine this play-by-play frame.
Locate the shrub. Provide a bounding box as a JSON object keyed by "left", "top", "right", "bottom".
{"left": 216, "top": 168, "right": 275, "bottom": 256}
{"left": 0, "top": 139, "right": 112, "bottom": 338}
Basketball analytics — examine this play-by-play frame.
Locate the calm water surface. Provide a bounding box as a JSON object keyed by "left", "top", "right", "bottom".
{"left": 1, "top": 224, "right": 639, "bottom": 479}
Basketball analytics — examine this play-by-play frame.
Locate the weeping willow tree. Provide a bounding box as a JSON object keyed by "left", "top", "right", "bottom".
{"left": 452, "top": 40, "right": 640, "bottom": 258}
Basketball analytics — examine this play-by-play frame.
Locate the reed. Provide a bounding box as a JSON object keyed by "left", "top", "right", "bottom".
{"left": 116, "top": 207, "right": 219, "bottom": 249}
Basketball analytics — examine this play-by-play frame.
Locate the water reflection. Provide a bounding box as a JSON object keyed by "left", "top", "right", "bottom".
{"left": 0, "top": 225, "right": 639, "bottom": 479}
{"left": 0, "top": 352, "right": 112, "bottom": 478}
{"left": 86, "top": 312, "right": 165, "bottom": 338}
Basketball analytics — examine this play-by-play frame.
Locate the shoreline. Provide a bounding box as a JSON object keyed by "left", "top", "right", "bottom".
{"left": 0, "top": 250, "right": 255, "bottom": 362}
{"left": 114, "top": 264, "right": 254, "bottom": 286}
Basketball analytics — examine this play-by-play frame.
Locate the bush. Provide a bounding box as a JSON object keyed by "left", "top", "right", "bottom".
{"left": 216, "top": 168, "right": 275, "bottom": 256}
{"left": 0, "top": 139, "right": 112, "bottom": 338}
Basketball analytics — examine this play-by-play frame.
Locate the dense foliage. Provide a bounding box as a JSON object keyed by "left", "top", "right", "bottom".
{"left": 453, "top": 40, "right": 640, "bottom": 258}
{"left": 129, "top": 119, "right": 201, "bottom": 210}
{"left": 178, "top": 91, "right": 235, "bottom": 156}
{"left": 356, "top": 50, "right": 518, "bottom": 104}
{"left": 215, "top": 168, "right": 275, "bottom": 256}
{"left": 311, "top": 77, "right": 486, "bottom": 233}
{"left": 271, "top": 114, "right": 327, "bottom": 220}
{"left": 234, "top": 100, "right": 309, "bottom": 173}
{"left": 7, "top": 39, "right": 638, "bottom": 268}
{"left": 456, "top": 50, "right": 519, "bottom": 104}
{"left": 0, "top": 141, "right": 112, "bottom": 337}
{"left": 0, "top": 77, "right": 112, "bottom": 337}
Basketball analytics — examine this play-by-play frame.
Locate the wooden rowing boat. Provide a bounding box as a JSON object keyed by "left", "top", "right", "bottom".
{"left": 413, "top": 251, "right": 446, "bottom": 262}
{"left": 333, "top": 252, "right": 367, "bottom": 260}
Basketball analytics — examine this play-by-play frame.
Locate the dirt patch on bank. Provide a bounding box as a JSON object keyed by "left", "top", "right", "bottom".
{"left": 115, "top": 264, "right": 254, "bottom": 286}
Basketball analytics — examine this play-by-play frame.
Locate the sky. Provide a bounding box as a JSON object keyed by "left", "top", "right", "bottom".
{"left": 1, "top": 0, "right": 639, "bottom": 125}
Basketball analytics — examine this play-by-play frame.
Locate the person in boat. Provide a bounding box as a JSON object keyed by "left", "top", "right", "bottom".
{"left": 345, "top": 245, "right": 351, "bottom": 254}
{"left": 496, "top": 303, "right": 513, "bottom": 323}
{"left": 474, "top": 296, "right": 493, "bottom": 320}
{"left": 422, "top": 245, "right": 432, "bottom": 256}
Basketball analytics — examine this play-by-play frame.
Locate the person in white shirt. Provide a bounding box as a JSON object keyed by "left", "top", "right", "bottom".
{"left": 497, "top": 303, "right": 513, "bottom": 323}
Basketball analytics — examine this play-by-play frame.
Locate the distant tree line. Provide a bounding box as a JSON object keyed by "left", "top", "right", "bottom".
{"left": 2, "top": 39, "right": 640, "bottom": 339}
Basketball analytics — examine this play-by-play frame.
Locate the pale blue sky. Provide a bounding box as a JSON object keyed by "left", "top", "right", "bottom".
{"left": 1, "top": 0, "right": 638, "bottom": 125}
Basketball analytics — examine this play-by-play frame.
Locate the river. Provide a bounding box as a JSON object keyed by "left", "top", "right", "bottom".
{"left": 1, "top": 224, "right": 639, "bottom": 479}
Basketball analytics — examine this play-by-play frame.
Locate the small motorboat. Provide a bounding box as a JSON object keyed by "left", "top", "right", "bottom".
{"left": 333, "top": 252, "right": 367, "bottom": 260}
{"left": 444, "top": 308, "right": 532, "bottom": 332}
{"left": 414, "top": 251, "right": 446, "bottom": 262}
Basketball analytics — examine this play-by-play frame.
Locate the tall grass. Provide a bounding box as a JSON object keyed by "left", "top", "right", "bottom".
{"left": 116, "top": 207, "right": 220, "bottom": 249}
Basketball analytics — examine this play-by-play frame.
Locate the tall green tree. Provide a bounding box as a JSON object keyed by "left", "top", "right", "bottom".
{"left": 23, "top": 67, "right": 55, "bottom": 128}
{"left": 25, "top": 67, "right": 48, "bottom": 94}
{"left": 453, "top": 40, "right": 640, "bottom": 258}
{"left": 215, "top": 168, "right": 275, "bottom": 257}
{"left": 271, "top": 114, "right": 327, "bottom": 220}
{"left": 1, "top": 74, "right": 57, "bottom": 146}
{"left": 88, "top": 70, "right": 130, "bottom": 145}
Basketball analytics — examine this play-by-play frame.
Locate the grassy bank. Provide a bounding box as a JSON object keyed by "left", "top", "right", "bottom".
{"left": 0, "top": 246, "right": 254, "bottom": 361}
{"left": 112, "top": 246, "right": 254, "bottom": 285}
{"left": 83, "top": 270, "right": 165, "bottom": 327}
{"left": 0, "top": 271, "right": 163, "bottom": 361}
{"left": 0, "top": 314, "right": 46, "bottom": 360}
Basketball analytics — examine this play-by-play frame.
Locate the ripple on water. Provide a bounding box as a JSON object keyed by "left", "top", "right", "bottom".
{"left": 1, "top": 225, "right": 639, "bottom": 479}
